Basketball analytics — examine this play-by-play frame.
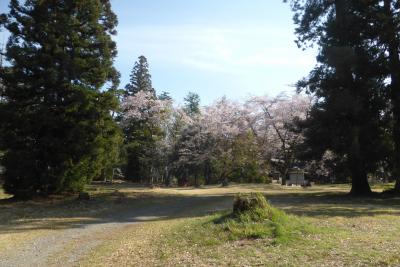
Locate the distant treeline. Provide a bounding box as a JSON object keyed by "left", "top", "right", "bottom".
{"left": 1, "top": 0, "right": 400, "bottom": 198}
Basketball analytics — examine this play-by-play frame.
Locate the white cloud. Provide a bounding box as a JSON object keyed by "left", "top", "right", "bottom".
{"left": 115, "top": 24, "right": 317, "bottom": 74}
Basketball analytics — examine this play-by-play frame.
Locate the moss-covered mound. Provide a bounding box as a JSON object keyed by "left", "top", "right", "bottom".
{"left": 216, "top": 193, "right": 309, "bottom": 243}
{"left": 233, "top": 192, "right": 271, "bottom": 215}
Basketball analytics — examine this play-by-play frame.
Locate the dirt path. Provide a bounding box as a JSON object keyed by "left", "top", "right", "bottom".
{"left": 0, "top": 195, "right": 233, "bottom": 267}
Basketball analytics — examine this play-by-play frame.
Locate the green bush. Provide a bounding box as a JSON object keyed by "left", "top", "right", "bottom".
{"left": 233, "top": 193, "right": 270, "bottom": 214}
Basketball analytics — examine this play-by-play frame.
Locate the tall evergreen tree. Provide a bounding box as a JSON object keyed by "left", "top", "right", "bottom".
{"left": 377, "top": 1, "right": 400, "bottom": 192}
{"left": 0, "top": 0, "right": 121, "bottom": 198}
{"left": 289, "top": 0, "right": 387, "bottom": 195}
{"left": 158, "top": 91, "right": 172, "bottom": 101}
{"left": 121, "top": 56, "right": 162, "bottom": 183}
{"left": 184, "top": 92, "right": 201, "bottom": 118}
{"left": 125, "top": 55, "right": 155, "bottom": 97}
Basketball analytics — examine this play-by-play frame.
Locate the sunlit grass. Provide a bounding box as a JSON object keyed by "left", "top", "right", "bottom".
{"left": 1, "top": 182, "right": 400, "bottom": 266}
{"left": 0, "top": 188, "right": 11, "bottom": 200}
{"left": 80, "top": 183, "right": 400, "bottom": 267}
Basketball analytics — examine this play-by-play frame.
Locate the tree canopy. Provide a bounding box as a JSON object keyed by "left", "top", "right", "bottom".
{"left": 0, "top": 0, "right": 121, "bottom": 198}
{"left": 288, "top": 0, "right": 399, "bottom": 195}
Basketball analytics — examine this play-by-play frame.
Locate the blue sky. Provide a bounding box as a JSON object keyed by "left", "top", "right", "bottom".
{"left": 0, "top": 0, "right": 317, "bottom": 104}
{"left": 112, "top": 0, "right": 317, "bottom": 104}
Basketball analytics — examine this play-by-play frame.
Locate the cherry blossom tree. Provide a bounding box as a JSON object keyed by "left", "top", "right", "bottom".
{"left": 120, "top": 90, "right": 313, "bottom": 186}
{"left": 121, "top": 90, "right": 171, "bottom": 126}
{"left": 247, "top": 94, "right": 312, "bottom": 184}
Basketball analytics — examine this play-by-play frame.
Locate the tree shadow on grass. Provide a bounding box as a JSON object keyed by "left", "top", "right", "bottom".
{"left": 0, "top": 192, "right": 234, "bottom": 234}
{"left": 0, "top": 187, "right": 399, "bottom": 234}
{"left": 266, "top": 191, "right": 400, "bottom": 218}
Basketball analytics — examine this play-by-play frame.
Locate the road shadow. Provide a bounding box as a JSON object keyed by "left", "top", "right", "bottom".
{"left": 0, "top": 192, "right": 234, "bottom": 234}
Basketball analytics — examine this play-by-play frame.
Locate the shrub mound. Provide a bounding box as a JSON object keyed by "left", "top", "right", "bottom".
{"left": 217, "top": 193, "right": 308, "bottom": 243}
{"left": 233, "top": 192, "right": 271, "bottom": 214}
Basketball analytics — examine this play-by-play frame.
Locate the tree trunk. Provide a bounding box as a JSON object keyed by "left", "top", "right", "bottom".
{"left": 333, "top": 0, "right": 371, "bottom": 196}
{"left": 150, "top": 166, "right": 154, "bottom": 186}
{"left": 384, "top": 0, "right": 400, "bottom": 193}
{"left": 281, "top": 142, "right": 289, "bottom": 186}
{"left": 349, "top": 126, "right": 372, "bottom": 196}
{"left": 164, "top": 166, "right": 170, "bottom": 187}
{"left": 281, "top": 168, "right": 288, "bottom": 186}
{"left": 349, "top": 168, "right": 371, "bottom": 196}
{"left": 204, "top": 162, "right": 211, "bottom": 185}
{"left": 391, "top": 87, "right": 400, "bottom": 193}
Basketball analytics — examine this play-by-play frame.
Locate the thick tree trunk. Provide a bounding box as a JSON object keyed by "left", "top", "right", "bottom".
{"left": 349, "top": 168, "right": 371, "bottom": 196}
{"left": 392, "top": 88, "right": 400, "bottom": 193}
{"left": 333, "top": 0, "right": 371, "bottom": 196}
{"left": 384, "top": 0, "right": 400, "bottom": 193}
{"left": 349, "top": 126, "right": 372, "bottom": 196}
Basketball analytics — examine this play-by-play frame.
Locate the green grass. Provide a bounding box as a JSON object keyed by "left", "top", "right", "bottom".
{"left": 2, "top": 182, "right": 400, "bottom": 266}
{"left": 80, "top": 183, "right": 400, "bottom": 266}
{"left": 153, "top": 206, "right": 400, "bottom": 266}
{"left": 162, "top": 209, "right": 312, "bottom": 249}
{"left": 152, "top": 194, "right": 319, "bottom": 266}
{"left": 212, "top": 193, "right": 315, "bottom": 243}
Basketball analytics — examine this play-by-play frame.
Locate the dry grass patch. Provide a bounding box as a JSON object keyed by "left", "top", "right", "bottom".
{"left": 81, "top": 220, "right": 185, "bottom": 267}
{"left": 0, "top": 183, "right": 163, "bottom": 254}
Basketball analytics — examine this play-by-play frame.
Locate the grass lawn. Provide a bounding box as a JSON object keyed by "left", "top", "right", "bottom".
{"left": 81, "top": 183, "right": 400, "bottom": 267}
{"left": 1, "top": 182, "right": 399, "bottom": 266}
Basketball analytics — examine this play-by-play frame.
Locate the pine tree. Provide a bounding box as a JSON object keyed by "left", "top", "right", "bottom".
{"left": 121, "top": 56, "right": 163, "bottom": 183}
{"left": 184, "top": 92, "right": 201, "bottom": 117}
{"left": 378, "top": 1, "right": 400, "bottom": 192}
{"left": 289, "top": 0, "right": 387, "bottom": 195}
{"left": 158, "top": 91, "right": 172, "bottom": 101}
{"left": 0, "top": 0, "right": 121, "bottom": 198}
{"left": 125, "top": 55, "right": 155, "bottom": 97}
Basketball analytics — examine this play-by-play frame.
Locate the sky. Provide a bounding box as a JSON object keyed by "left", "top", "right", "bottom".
{"left": 0, "top": 0, "right": 318, "bottom": 104}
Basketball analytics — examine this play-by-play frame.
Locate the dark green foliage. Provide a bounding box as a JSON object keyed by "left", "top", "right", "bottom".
{"left": 123, "top": 123, "right": 162, "bottom": 183}
{"left": 0, "top": 0, "right": 121, "bottom": 198}
{"left": 290, "top": 0, "right": 388, "bottom": 195}
{"left": 125, "top": 55, "right": 155, "bottom": 97}
{"left": 122, "top": 56, "right": 163, "bottom": 184}
{"left": 183, "top": 92, "right": 200, "bottom": 117}
{"left": 158, "top": 91, "right": 172, "bottom": 101}
{"left": 377, "top": 1, "right": 400, "bottom": 192}
{"left": 233, "top": 193, "right": 270, "bottom": 214}
{"left": 229, "top": 132, "right": 269, "bottom": 184}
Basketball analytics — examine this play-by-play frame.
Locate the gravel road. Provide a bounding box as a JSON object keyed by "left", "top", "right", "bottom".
{"left": 0, "top": 194, "right": 233, "bottom": 267}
